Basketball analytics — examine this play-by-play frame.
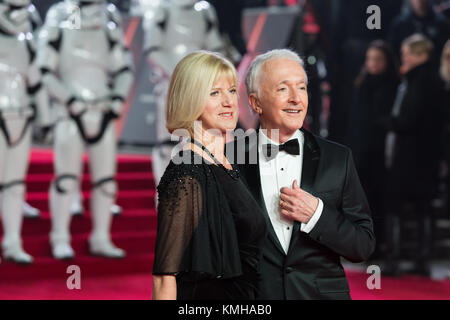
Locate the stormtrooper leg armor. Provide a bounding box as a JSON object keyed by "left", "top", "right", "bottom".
{"left": 50, "top": 119, "right": 124, "bottom": 259}
{"left": 87, "top": 123, "right": 125, "bottom": 258}
{"left": 23, "top": 201, "right": 40, "bottom": 218}
{"left": 0, "top": 127, "right": 33, "bottom": 264}
{"left": 71, "top": 186, "right": 123, "bottom": 217}
{"left": 49, "top": 119, "right": 84, "bottom": 259}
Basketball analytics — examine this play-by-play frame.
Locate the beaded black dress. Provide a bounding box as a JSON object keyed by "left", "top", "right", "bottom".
{"left": 153, "top": 149, "right": 267, "bottom": 300}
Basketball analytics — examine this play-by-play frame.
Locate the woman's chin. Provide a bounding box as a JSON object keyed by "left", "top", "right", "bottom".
{"left": 220, "top": 121, "right": 238, "bottom": 133}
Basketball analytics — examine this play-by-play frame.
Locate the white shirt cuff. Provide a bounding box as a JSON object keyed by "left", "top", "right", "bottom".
{"left": 300, "top": 198, "right": 323, "bottom": 233}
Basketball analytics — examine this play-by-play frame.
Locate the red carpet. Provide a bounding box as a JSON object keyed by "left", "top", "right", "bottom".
{"left": 0, "top": 148, "right": 157, "bottom": 298}
{"left": 1, "top": 148, "right": 450, "bottom": 300}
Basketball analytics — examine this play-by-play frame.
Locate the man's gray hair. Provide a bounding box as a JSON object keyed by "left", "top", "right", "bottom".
{"left": 245, "top": 49, "right": 306, "bottom": 96}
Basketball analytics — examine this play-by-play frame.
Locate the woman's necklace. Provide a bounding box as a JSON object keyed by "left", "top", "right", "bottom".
{"left": 191, "top": 139, "right": 239, "bottom": 180}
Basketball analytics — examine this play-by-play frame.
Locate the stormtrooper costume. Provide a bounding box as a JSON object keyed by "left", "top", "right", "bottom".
{"left": 22, "top": 2, "right": 123, "bottom": 219}
{"left": 21, "top": 2, "right": 46, "bottom": 220}
{"left": 142, "top": 0, "right": 223, "bottom": 186}
{"left": 0, "top": 0, "right": 51, "bottom": 264}
{"left": 38, "top": 0, "right": 133, "bottom": 259}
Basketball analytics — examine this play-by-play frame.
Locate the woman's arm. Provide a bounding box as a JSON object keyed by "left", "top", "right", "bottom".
{"left": 152, "top": 169, "right": 203, "bottom": 300}
{"left": 152, "top": 275, "right": 177, "bottom": 300}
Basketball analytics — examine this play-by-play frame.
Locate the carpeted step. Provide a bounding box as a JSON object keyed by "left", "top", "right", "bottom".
{"left": 20, "top": 209, "right": 157, "bottom": 236}
{"left": 25, "top": 190, "right": 157, "bottom": 212}
{"left": 12, "top": 230, "right": 157, "bottom": 259}
{"left": 0, "top": 230, "right": 156, "bottom": 281}
{"left": 27, "top": 152, "right": 152, "bottom": 175}
{"left": 27, "top": 160, "right": 152, "bottom": 175}
{"left": 25, "top": 172, "right": 156, "bottom": 192}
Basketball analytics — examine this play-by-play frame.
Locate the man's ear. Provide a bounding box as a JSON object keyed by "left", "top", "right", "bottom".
{"left": 248, "top": 93, "right": 262, "bottom": 115}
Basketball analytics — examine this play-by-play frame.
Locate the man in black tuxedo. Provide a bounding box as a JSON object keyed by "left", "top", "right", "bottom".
{"left": 235, "top": 49, "right": 375, "bottom": 299}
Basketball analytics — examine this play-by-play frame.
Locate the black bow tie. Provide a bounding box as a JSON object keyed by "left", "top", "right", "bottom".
{"left": 263, "top": 139, "right": 300, "bottom": 160}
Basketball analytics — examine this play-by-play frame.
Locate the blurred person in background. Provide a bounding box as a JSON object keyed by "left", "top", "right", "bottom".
{"left": 326, "top": 0, "right": 402, "bottom": 145}
{"left": 388, "top": 0, "right": 450, "bottom": 65}
{"left": 384, "top": 34, "right": 445, "bottom": 276}
{"left": 432, "top": 0, "right": 450, "bottom": 20}
{"left": 440, "top": 39, "right": 450, "bottom": 216}
{"left": 347, "top": 40, "right": 400, "bottom": 261}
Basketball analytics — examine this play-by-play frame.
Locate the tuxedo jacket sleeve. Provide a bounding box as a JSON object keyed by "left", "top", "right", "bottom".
{"left": 306, "top": 138, "right": 375, "bottom": 263}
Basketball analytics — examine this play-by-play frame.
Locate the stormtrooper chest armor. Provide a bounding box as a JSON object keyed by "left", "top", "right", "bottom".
{"left": 0, "top": 33, "right": 31, "bottom": 110}
{"left": 0, "top": 33, "right": 34, "bottom": 145}
{"left": 163, "top": 7, "right": 209, "bottom": 58}
{"left": 58, "top": 27, "right": 111, "bottom": 100}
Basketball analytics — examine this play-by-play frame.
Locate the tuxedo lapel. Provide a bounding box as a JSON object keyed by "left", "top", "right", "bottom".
{"left": 242, "top": 130, "right": 286, "bottom": 256}
{"left": 287, "top": 128, "right": 321, "bottom": 256}
{"left": 299, "top": 128, "right": 321, "bottom": 194}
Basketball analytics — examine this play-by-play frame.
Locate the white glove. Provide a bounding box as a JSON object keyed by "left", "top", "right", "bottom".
{"left": 67, "top": 98, "right": 87, "bottom": 117}
{"left": 110, "top": 99, "right": 123, "bottom": 118}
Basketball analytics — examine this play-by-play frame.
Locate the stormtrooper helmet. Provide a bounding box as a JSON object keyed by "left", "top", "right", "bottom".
{"left": 69, "top": 0, "right": 107, "bottom": 29}
{"left": 0, "top": 0, "right": 31, "bottom": 35}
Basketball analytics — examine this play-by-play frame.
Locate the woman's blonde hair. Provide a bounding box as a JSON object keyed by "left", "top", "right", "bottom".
{"left": 166, "top": 51, "right": 237, "bottom": 137}
{"left": 440, "top": 39, "right": 450, "bottom": 85}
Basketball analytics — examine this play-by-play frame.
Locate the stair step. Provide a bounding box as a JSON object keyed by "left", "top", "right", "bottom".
{"left": 6, "top": 230, "right": 157, "bottom": 257}
{"left": 27, "top": 155, "right": 152, "bottom": 175}
{"left": 17, "top": 209, "right": 157, "bottom": 236}
{"left": 25, "top": 172, "right": 156, "bottom": 192}
{"left": 25, "top": 190, "right": 157, "bottom": 212}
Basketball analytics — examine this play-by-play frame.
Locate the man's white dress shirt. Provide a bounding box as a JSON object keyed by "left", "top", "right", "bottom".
{"left": 258, "top": 129, "right": 323, "bottom": 254}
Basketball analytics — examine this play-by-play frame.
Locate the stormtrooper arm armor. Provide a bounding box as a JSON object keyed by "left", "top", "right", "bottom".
{"left": 203, "top": 4, "right": 224, "bottom": 54}
{"left": 37, "top": 25, "right": 72, "bottom": 106}
{"left": 109, "top": 41, "right": 134, "bottom": 103}
{"left": 28, "top": 3, "right": 42, "bottom": 34}
{"left": 26, "top": 37, "right": 51, "bottom": 127}
{"left": 142, "top": 5, "right": 165, "bottom": 55}
{"left": 142, "top": 5, "right": 171, "bottom": 76}
{"left": 107, "top": 6, "right": 134, "bottom": 115}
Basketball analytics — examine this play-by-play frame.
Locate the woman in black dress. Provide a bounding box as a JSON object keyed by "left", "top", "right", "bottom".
{"left": 152, "top": 51, "right": 267, "bottom": 300}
